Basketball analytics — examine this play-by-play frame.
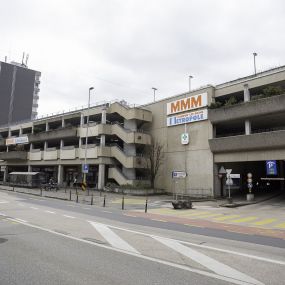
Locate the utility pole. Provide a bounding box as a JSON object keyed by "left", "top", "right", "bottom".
{"left": 83, "top": 87, "right": 94, "bottom": 186}
{"left": 253, "top": 53, "right": 257, "bottom": 76}
{"left": 189, "top": 75, "right": 193, "bottom": 92}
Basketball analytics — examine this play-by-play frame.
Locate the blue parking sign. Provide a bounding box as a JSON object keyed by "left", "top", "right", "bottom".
{"left": 82, "top": 164, "right": 89, "bottom": 174}
{"left": 266, "top": 160, "right": 277, "bottom": 175}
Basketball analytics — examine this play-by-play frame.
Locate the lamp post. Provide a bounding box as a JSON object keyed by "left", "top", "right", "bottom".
{"left": 83, "top": 87, "right": 94, "bottom": 185}
{"left": 189, "top": 75, "right": 193, "bottom": 92}
{"left": 253, "top": 52, "right": 257, "bottom": 76}
{"left": 152, "top": 87, "right": 157, "bottom": 102}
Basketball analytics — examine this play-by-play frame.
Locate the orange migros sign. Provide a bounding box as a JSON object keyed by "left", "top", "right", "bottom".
{"left": 167, "top": 93, "right": 208, "bottom": 115}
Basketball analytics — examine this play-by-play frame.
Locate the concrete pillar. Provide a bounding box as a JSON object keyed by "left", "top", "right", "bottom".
{"left": 60, "top": 140, "right": 64, "bottom": 149}
{"left": 19, "top": 127, "right": 23, "bottom": 135}
{"left": 245, "top": 119, "right": 251, "bottom": 135}
{"left": 30, "top": 143, "right": 33, "bottom": 151}
{"left": 124, "top": 119, "right": 137, "bottom": 131}
{"left": 80, "top": 113, "right": 84, "bottom": 126}
{"left": 62, "top": 117, "right": 65, "bottom": 128}
{"left": 243, "top": 84, "right": 250, "bottom": 102}
{"left": 45, "top": 122, "right": 49, "bottom": 131}
{"left": 101, "top": 107, "right": 107, "bottom": 124}
{"left": 8, "top": 129, "right": 11, "bottom": 137}
{"left": 98, "top": 164, "right": 105, "bottom": 189}
{"left": 57, "top": 165, "right": 63, "bottom": 185}
{"left": 31, "top": 125, "right": 34, "bottom": 134}
{"left": 100, "top": 135, "right": 105, "bottom": 147}
{"left": 44, "top": 141, "right": 48, "bottom": 151}
{"left": 213, "top": 164, "right": 222, "bottom": 197}
{"left": 28, "top": 165, "right": 32, "bottom": 172}
{"left": 3, "top": 167, "right": 8, "bottom": 183}
{"left": 79, "top": 138, "right": 82, "bottom": 148}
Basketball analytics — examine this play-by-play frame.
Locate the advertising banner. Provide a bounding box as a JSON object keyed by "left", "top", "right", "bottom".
{"left": 167, "top": 109, "right": 208, "bottom": 127}
{"left": 6, "top": 136, "right": 29, "bottom": 145}
{"left": 167, "top": 92, "right": 208, "bottom": 115}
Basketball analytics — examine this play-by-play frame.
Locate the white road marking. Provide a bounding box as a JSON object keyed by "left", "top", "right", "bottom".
{"left": 63, "top": 215, "right": 75, "bottom": 219}
{"left": 17, "top": 203, "right": 25, "bottom": 206}
{"left": 87, "top": 221, "right": 285, "bottom": 266}
{"left": 0, "top": 200, "right": 9, "bottom": 204}
{"left": 4, "top": 217, "right": 257, "bottom": 285}
{"left": 30, "top": 207, "right": 39, "bottom": 210}
{"left": 154, "top": 237, "right": 263, "bottom": 285}
{"left": 45, "top": 210, "right": 55, "bottom": 214}
{"left": 14, "top": 218, "right": 28, "bottom": 223}
{"left": 0, "top": 212, "right": 7, "bottom": 216}
{"left": 89, "top": 221, "right": 140, "bottom": 254}
{"left": 102, "top": 210, "right": 112, "bottom": 213}
{"left": 83, "top": 207, "right": 91, "bottom": 210}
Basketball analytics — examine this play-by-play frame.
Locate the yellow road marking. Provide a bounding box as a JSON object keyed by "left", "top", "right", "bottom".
{"left": 231, "top": 217, "right": 258, "bottom": 223}
{"left": 177, "top": 211, "right": 210, "bottom": 217}
{"left": 195, "top": 213, "right": 223, "bottom": 219}
{"left": 252, "top": 219, "right": 277, "bottom": 226}
{"left": 274, "top": 222, "right": 285, "bottom": 229}
{"left": 214, "top": 215, "right": 240, "bottom": 221}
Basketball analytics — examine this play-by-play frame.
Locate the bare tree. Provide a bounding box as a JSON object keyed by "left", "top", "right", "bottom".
{"left": 145, "top": 140, "right": 164, "bottom": 189}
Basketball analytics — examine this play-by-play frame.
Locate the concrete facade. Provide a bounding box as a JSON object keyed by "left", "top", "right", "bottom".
{"left": 1, "top": 65, "right": 285, "bottom": 195}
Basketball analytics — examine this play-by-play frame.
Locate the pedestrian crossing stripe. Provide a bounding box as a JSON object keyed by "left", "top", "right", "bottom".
{"left": 214, "top": 215, "right": 240, "bottom": 221}
{"left": 228, "top": 217, "right": 258, "bottom": 223}
{"left": 275, "top": 222, "right": 285, "bottom": 229}
{"left": 252, "top": 219, "right": 277, "bottom": 226}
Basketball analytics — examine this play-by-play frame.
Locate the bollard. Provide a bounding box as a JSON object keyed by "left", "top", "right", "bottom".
{"left": 69, "top": 190, "right": 71, "bottom": 201}
{"left": 76, "top": 194, "right": 79, "bottom": 203}
{"left": 122, "top": 195, "right": 125, "bottom": 210}
{"left": 145, "top": 199, "right": 148, "bottom": 213}
{"left": 91, "top": 194, "right": 93, "bottom": 205}
{"left": 103, "top": 195, "right": 106, "bottom": 207}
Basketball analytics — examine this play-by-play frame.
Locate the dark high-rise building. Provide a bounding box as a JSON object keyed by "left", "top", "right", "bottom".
{"left": 0, "top": 61, "right": 41, "bottom": 127}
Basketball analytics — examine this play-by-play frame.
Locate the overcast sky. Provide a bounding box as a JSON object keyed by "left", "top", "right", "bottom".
{"left": 1, "top": 0, "right": 285, "bottom": 116}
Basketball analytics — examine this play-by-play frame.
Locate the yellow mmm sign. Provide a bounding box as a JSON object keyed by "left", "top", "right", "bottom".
{"left": 167, "top": 93, "right": 208, "bottom": 115}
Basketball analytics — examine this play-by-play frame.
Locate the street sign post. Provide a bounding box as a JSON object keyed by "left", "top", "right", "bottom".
{"left": 226, "top": 169, "right": 232, "bottom": 202}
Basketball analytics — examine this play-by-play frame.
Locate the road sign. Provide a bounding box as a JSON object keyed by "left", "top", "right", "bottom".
{"left": 247, "top": 178, "right": 252, "bottom": 183}
{"left": 247, "top": 183, "right": 253, "bottom": 188}
{"left": 226, "top": 178, "right": 233, "bottom": 185}
{"left": 266, "top": 160, "right": 277, "bottom": 175}
{"left": 172, "top": 171, "right": 187, "bottom": 178}
{"left": 181, "top": 133, "right": 189, "bottom": 145}
{"left": 229, "top": 174, "right": 240, "bottom": 179}
{"left": 0, "top": 166, "right": 6, "bottom": 172}
{"left": 82, "top": 164, "right": 89, "bottom": 174}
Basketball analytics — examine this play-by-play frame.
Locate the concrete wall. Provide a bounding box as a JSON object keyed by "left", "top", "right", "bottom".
{"left": 144, "top": 87, "right": 215, "bottom": 194}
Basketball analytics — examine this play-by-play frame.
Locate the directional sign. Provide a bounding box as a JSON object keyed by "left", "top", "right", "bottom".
{"left": 172, "top": 171, "right": 187, "bottom": 178}
{"left": 230, "top": 174, "right": 240, "bottom": 179}
{"left": 82, "top": 164, "right": 89, "bottom": 174}
{"left": 248, "top": 183, "right": 253, "bottom": 188}
{"left": 266, "top": 160, "right": 277, "bottom": 175}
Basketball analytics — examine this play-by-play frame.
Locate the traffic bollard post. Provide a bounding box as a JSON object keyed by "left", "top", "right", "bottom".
{"left": 122, "top": 195, "right": 125, "bottom": 210}
{"left": 91, "top": 194, "right": 93, "bottom": 205}
{"left": 145, "top": 199, "right": 148, "bottom": 213}
{"left": 76, "top": 194, "right": 79, "bottom": 203}
{"left": 69, "top": 190, "right": 71, "bottom": 201}
{"left": 103, "top": 195, "right": 106, "bottom": 207}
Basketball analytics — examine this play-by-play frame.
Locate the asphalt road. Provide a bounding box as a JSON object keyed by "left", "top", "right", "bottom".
{"left": 1, "top": 190, "right": 285, "bottom": 285}
{"left": 3, "top": 190, "right": 285, "bottom": 248}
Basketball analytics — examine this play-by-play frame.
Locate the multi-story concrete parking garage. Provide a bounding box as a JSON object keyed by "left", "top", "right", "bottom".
{"left": 1, "top": 65, "right": 285, "bottom": 197}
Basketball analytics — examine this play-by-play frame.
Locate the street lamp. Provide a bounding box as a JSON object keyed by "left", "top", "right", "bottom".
{"left": 152, "top": 87, "right": 157, "bottom": 102}
{"left": 189, "top": 75, "right": 193, "bottom": 92}
{"left": 253, "top": 52, "right": 257, "bottom": 76}
{"left": 83, "top": 87, "right": 94, "bottom": 185}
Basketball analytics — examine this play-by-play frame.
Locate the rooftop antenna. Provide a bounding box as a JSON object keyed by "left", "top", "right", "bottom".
{"left": 4, "top": 56, "right": 7, "bottom": 63}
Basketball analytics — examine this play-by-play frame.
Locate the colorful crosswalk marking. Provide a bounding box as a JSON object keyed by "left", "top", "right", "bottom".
{"left": 214, "top": 215, "right": 241, "bottom": 221}
{"left": 253, "top": 219, "right": 277, "bottom": 226}
{"left": 231, "top": 217, "right": 258, "bottom": 223}
{"left": 274, "top": 222, "right": 285, "bottom": 229}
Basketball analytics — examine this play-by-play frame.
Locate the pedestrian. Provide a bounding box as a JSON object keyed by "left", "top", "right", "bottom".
{"left": 73, "top": 177, "right": 77, "bottom": 187}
